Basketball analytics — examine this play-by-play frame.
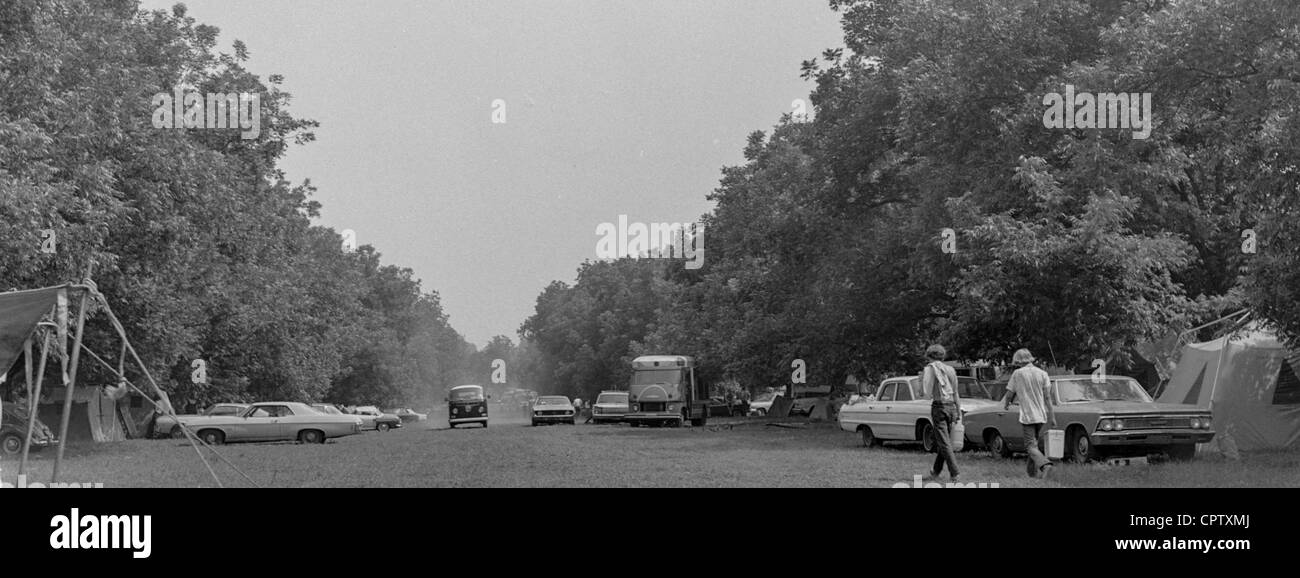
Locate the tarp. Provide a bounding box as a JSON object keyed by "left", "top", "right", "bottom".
{"left": 0, "top": 286, "right": 65, "bottom": 377}
{"left": 1157, "top": 327, "right": 1300, "bottom": 451}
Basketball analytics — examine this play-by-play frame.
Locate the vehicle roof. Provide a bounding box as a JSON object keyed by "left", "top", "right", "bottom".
{"left": 451, "top": 384, "right": 484, "bottom": 391}
{"left": 632, "top": 355, "right": 694, "bottom": 369}
{"left": 250, "top": 401, "right": 312, "bottom": 410}
{"left": 598, "top": 390, "right": 628, "bottom": 394}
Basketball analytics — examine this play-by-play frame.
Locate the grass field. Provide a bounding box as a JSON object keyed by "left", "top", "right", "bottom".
{"left": 3, "top": 416, "right": 1297, "bottom": 488}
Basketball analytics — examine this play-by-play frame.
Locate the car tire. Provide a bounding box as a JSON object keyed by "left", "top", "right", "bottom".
{"left": 531, "top": 421, "right": 538, "bottom": 427}
{"left": 299, "top": 429, "right": 326, "bottom": 444}
{"left": 860, "top": 426, "right": 881, "bottom": 448}
{"left": 1067, "top": 428, "right": 1097, "bottom": 463}
{"left": 377, "top": 423, "right": 391, "bottom": 432}
{"left": 920, "top": 422, "right": 936, "bottom": 453}
{"left": 1165, "top": 444, "right": 1196, "bottom": 461}
{"left": 169, "top": 426, "right": 187, "bottom": 440}
{"left": 987, "top": 431, "right": 1012, "bottom": 458}
{"left": 1, "top": 433, "right": 22, "bottom": 456}
{"left": 198, "top": 430, "right": 225, "bottom": 446}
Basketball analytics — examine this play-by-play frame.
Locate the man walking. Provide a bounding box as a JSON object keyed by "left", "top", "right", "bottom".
{"left": 922, "top": 344, "right": 961, "bottom": 481}
{"left": 1002, "top": 349, "right": 1057, "bottom": 478}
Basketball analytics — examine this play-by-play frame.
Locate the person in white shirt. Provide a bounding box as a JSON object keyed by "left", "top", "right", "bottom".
{"left": 922, "top": 344, "right": 961, "bottom": 481}
{"left": 1001, "top": 349, "right": 1057, "bottom": 479}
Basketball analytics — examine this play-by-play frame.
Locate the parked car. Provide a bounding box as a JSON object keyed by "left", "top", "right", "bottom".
{"left": 749, "top": 392, "right": 777, "bottom": 416}
{"left": 386, "top": 408, "right": 428, "bottom": 423}
{"left": 531, "top": 396, "right": 576, "bottom": 426}
{"left": 963, "top": 375, "right": 1215, "bottom": 462}
{"left": 155, "top": 403, "right": 250, "bottom": 439}
{"left": 706, "top": 396, "right": 750, "bottom": 417}
{"left": 591, "top": 391, "right": 629, "bottom": 424}
{"left": 174, "top": 402, "right": 363, "bottom": 445}
{"left": 838, "top": 375, "right": 1000, "bottom": 450}
{"left": 353, "top": 406, "right": 403, "bottom": 432}
{"left": 1, "top": 404, "right": 56, "bottom": 456}
{"left": 448, "top": 385, "right": 490, "bottom": 429}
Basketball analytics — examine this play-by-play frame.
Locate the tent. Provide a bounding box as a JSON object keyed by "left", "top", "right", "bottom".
{"left": 1157, "top": 326, "right": 1300, "bottom": 451}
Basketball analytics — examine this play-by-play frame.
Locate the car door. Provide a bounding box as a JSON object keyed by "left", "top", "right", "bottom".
{"left": 898, "top": 378, "right": 932, "bottom": 440}
{"left": 872, "top": 382, "right": 900, "bottom": 439}
{"left": 989, "top": 396, "right": 1026, "bottom": 451}
{"left": 239, "top": 406, "right": 286, "bottom": 441}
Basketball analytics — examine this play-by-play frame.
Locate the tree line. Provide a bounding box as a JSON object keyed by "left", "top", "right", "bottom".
{"left": 519, "top": 0, "right": 1300, "bottom": 400}
{"left": 0, "top": 1, "right": 488, "bottom": 410}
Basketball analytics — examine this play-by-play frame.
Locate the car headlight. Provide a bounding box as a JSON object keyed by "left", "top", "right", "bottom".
{"left": 632, "top": 404, "right": 639, "bottom": 412}
{"left": 1190, "top": 417, "right": 1202, "bottom": 429}
{"left": 1100, "top": 419, "right": 1113, "bottom": 431}
{"left": 1113, "top": 419, "right": 1125, "bottom": 431}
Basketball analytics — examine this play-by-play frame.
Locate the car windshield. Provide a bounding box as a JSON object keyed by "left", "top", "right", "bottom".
{"left": 631, "top": 369, "right": 682, "bottom": 386}
{"left": 207, "top": 405, "right": 242, "bottom": 415}
{"left": 314, "top": 406, "right": 341, "bottom": 415}
{"left": 753, "top": 393, "right": 776, "bottom": 403}
{"left": 537, "top": 397, "right": 570, "bottom": 405}
{"left": 1054, "top": 379, "right": 1152, "bottom": 403}
{"left": 957, "top": 378, "right": 991, "bottom": 400}
{"left": 597, "top": 394, "right": 627, "bottom": 404}
{"left": 450, "top": 389, "right": 484, "bottom": 402}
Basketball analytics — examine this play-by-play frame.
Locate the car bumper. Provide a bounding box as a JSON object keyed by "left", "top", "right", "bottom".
{"left": 591, "top": 414, "right": 627, "bottom": 421}
{"left": 532, "top": 415, "right": 575, "bottom": 423}
{"left": 1091, "top": 429, "right": 1215, "bottom": 447}
{"left": 625, "top": 413, "right": 681, "bottom": 423}
{"left": 450, "top": 417, "right": 488, "bottom": 424}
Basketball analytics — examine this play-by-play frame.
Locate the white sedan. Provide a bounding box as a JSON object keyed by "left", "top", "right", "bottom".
{"left": 838, "top": 376, "right": 999, "bottom": 450}
{"left": 173, "top": 402, "right": 363, "bottom": 445}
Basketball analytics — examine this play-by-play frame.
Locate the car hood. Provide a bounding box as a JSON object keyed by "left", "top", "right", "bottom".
{"left": 594, "top": 403, "right": 628, "bottom": 410}
{"left": 1056, "top": 401, "right": 1208, "bottom": 415}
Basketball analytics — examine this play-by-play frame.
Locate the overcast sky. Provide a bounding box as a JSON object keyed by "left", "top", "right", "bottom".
{"left": 138, "top": 0, "right": 844, "bottom": 346}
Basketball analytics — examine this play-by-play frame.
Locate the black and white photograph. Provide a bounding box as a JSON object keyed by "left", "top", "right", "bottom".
{"left": 0, "top": 0, "right": 1296, "bottom": 562}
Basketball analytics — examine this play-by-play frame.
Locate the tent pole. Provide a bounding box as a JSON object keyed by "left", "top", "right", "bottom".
{"left": 20, "top": 326, "right": 52, "bottom": 476}
{"left": 52, "top": 282, "right": 92, "bottom": 484}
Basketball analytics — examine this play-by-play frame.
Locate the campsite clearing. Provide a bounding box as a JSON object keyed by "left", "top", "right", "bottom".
{"left": 4, "top": 417, "right": 1297, "bottom": 488}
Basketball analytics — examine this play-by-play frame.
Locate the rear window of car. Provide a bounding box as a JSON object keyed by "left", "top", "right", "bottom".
{"left": 597, "top": 394, "right": 627, "bottom": 404}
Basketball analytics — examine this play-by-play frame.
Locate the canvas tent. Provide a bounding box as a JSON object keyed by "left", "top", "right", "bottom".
{"left": 1157, "top": 326, "right": 1300, "bottom": 451}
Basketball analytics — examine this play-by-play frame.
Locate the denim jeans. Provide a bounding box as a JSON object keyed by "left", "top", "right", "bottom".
{"left": 1022, "top": 423, "right": 1051, "bottom": 477}
{"left": 931, "top": 402, "right": 959, "bottom": 478}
